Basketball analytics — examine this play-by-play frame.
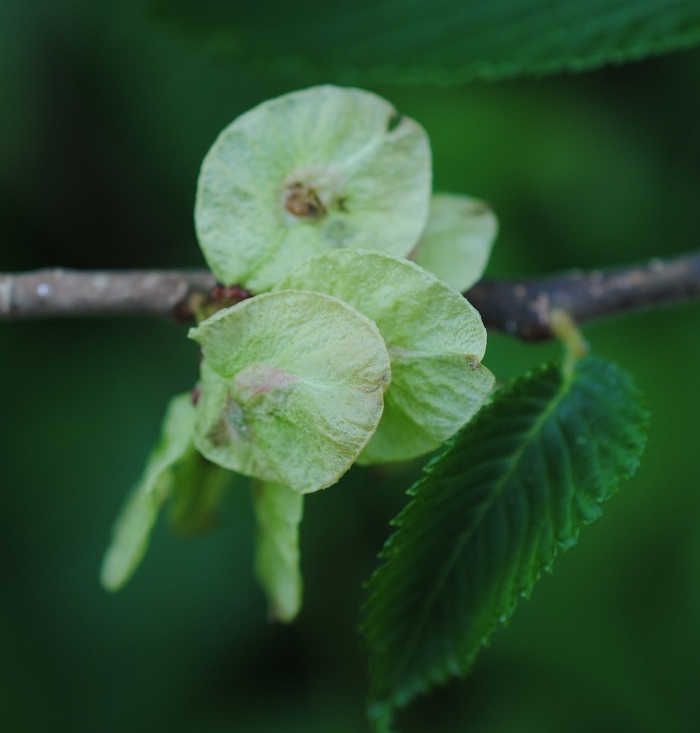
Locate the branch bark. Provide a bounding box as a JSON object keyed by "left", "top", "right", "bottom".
{"left": 466, "top": 250, "right": 700, "bottom": 340}
{"left": 1, "top": 251, "right": 699, "bottom": 340}
{"left": 0, "top": 269, "right": 215, "bottom": 322}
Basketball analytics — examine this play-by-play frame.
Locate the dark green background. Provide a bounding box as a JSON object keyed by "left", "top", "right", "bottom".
{"left": 2, "top": 2, "right": 699, "bottom": 731}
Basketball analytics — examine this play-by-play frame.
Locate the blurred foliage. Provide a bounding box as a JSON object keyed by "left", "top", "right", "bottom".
{"left": 148, "top": 0, "right": 700, "bottom": 84}
{"left": 1, "top": 0, "right": 700, "bottom": 731}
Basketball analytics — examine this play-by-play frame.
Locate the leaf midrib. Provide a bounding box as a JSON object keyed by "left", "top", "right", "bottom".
{"left": 389, "top": 366, "right": 573, "bottom": 698}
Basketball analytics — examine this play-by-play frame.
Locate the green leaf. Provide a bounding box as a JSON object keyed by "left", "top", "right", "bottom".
{"left": 152, "top": 0, "right": 700, "bottom": 84}
{"left": 252, "top": 481, "right": 305, "bottom": 623}
{"left": 362, "top": 356, "right": 648, "bottom": 730}
{"left": 195, "top": 85, "right": 431, "bottom": 292}
{"left": 189, "top": 290, "right": 391, "bottom": 493}
{"left": 278, "top": 249, "right": 494, "bottom": 463}
{"left": 100, "top": 392, "right": 197, "bottom": 591}
{"left": 409, "top": 194, "right": 497, "bottom": 293}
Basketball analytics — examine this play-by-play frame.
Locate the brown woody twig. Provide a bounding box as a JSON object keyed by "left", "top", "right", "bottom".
{"left": 465, "top": 250, "right": 700, "bottom": 340}
{"left": 1, "top": 251, "right": 699, "bottom": 340}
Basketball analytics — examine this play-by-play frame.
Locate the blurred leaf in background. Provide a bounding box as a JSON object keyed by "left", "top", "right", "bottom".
{"left": 150, "top": 0, "right": 700, "bottom": 84}
{"left": 1, "top": 0, "right": 700, "bottom": 731}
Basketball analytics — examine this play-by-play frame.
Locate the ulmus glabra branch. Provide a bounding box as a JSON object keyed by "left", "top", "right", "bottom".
{"left": 1, "top": 250, "right": 699, "bottom": 340}
{"left": 466, "top": 250, "right": 700, "bottom": 340}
